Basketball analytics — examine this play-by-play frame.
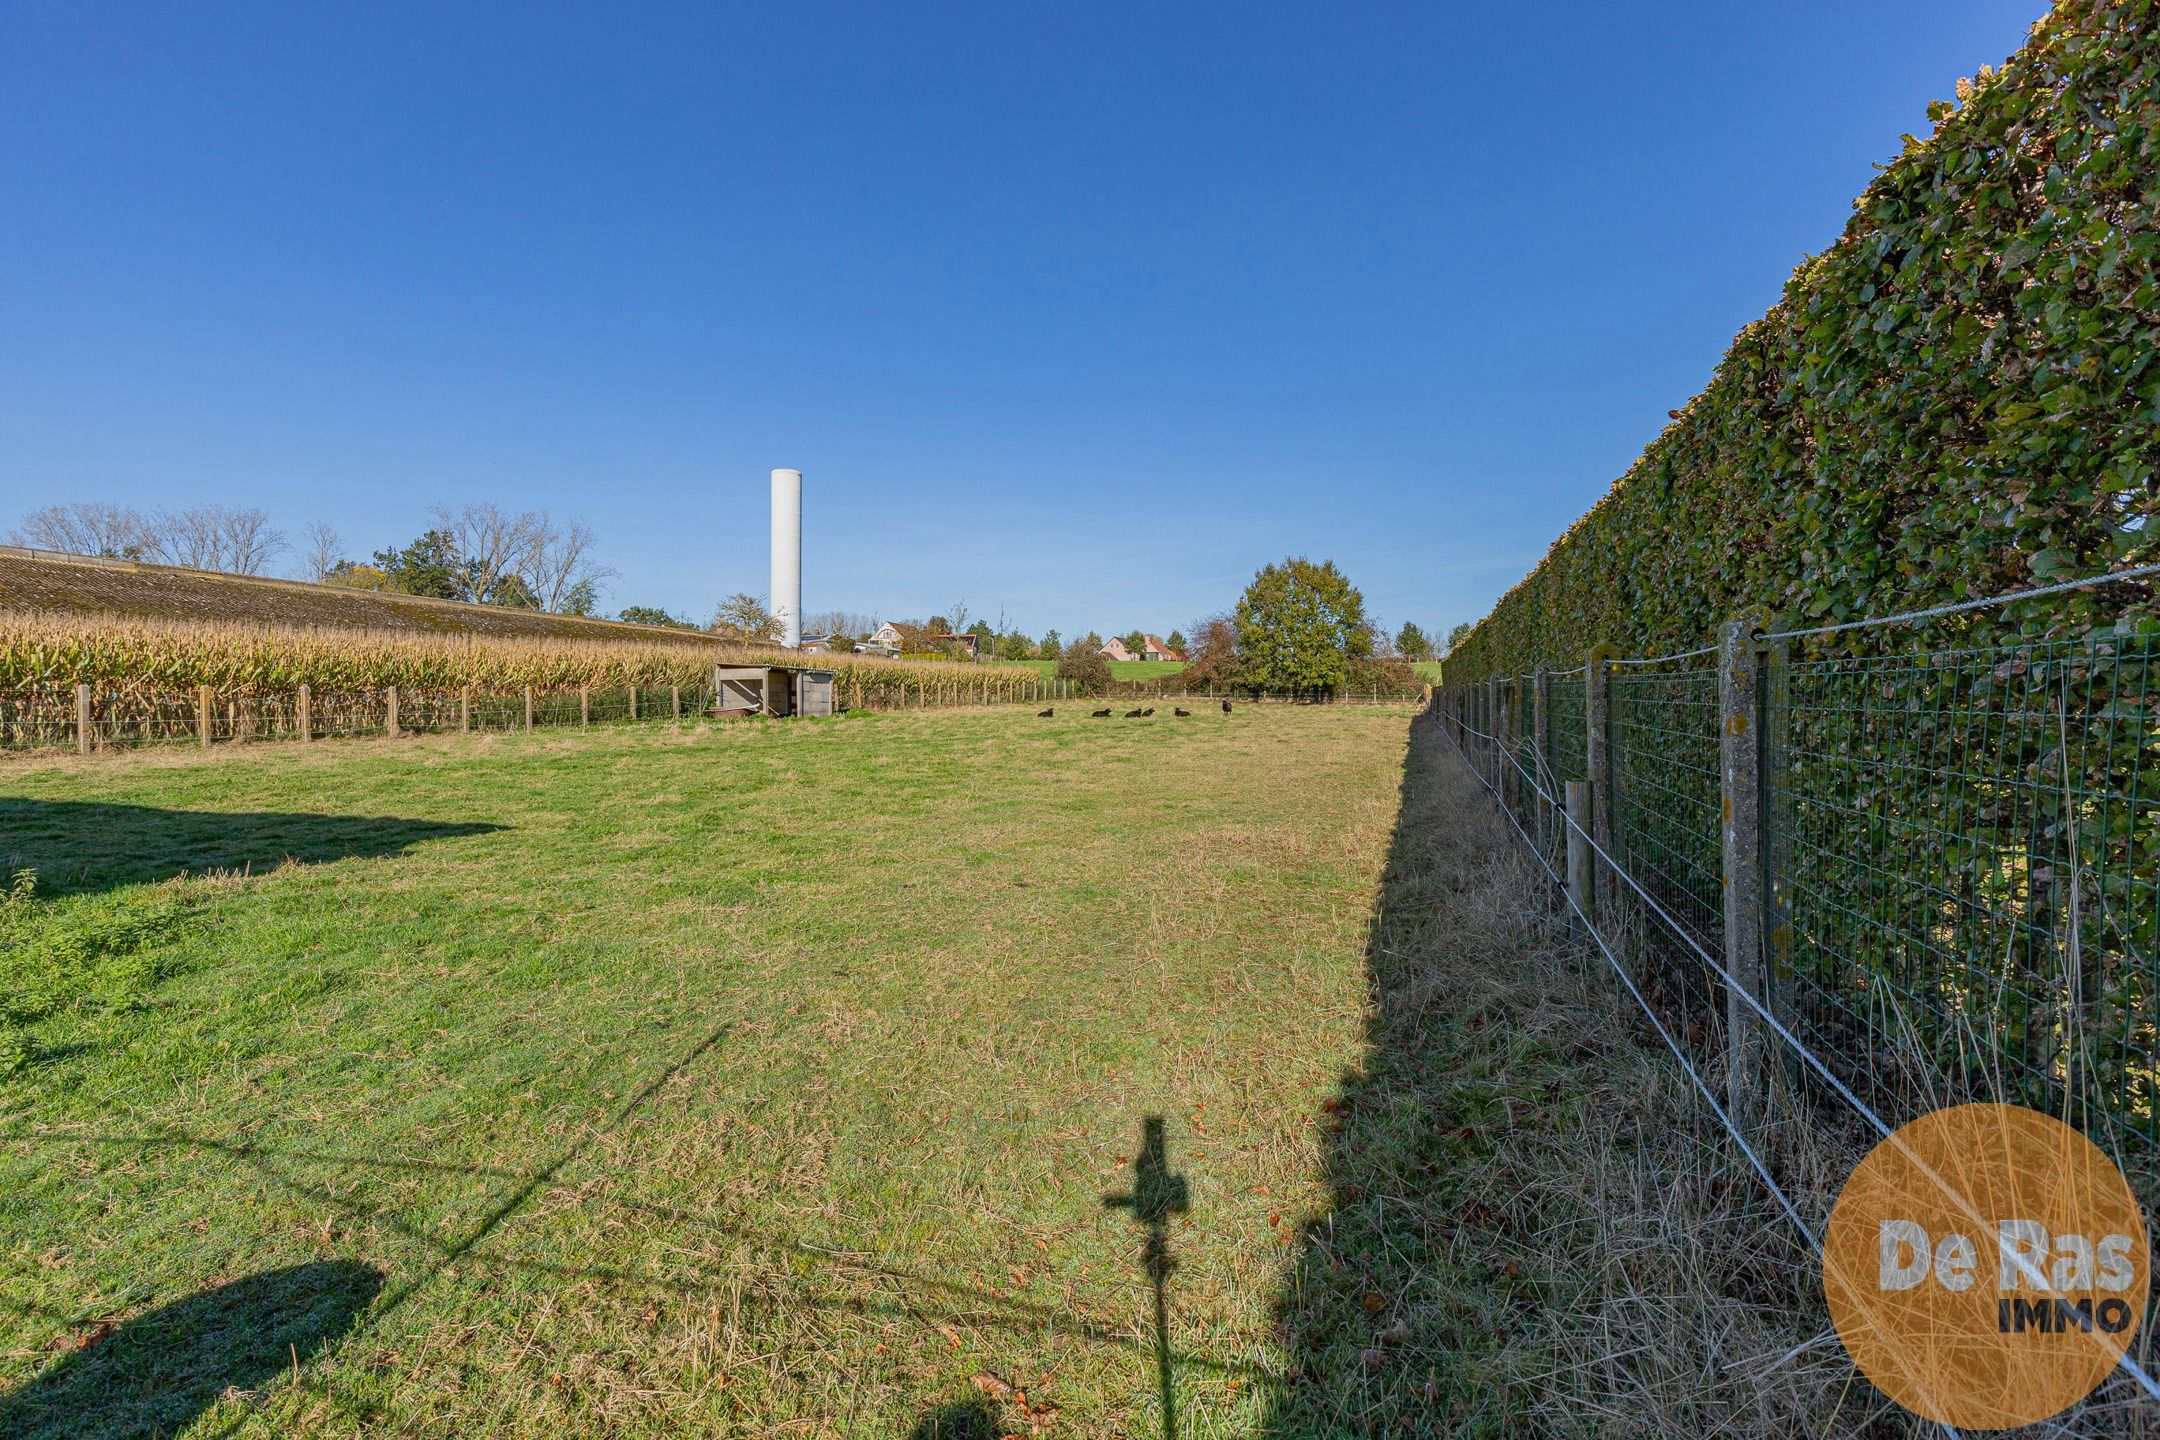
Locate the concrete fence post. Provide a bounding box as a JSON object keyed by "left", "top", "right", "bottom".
{"left": 1718, "top": 616, "right": 1769, "bottom": 1140}
{"left": 1584, "top": 643, "right": 1616, "bottom": 925}
{"left": 386, "top": 685, "right": 400, "bottom": 739}
{"left": 524, "top": 686, "right": 534, "bottom": 731}
{"left": 298, "top": 683, "right": 312, "bottom": 743}
{"left": 198, "top": 685, "right": 213, "bottom": 747}
{"left": 76, "top": 682, "right": 92, "bottom": 755}
{"left": 1566, "top": 780, "right": 1591, "bottom": 922}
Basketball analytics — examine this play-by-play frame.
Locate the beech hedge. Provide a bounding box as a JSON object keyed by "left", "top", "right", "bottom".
{"left": 1448, "top": 0, "right": 2160, "bottom": 680}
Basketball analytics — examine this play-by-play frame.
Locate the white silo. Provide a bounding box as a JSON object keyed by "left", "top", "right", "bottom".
{"left": 770, "top": 468, "right": 802, "bottom": 649}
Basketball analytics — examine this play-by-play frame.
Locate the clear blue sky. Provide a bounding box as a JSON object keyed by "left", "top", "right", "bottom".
{"left": 0, "top": 1, "right": 2044, "bottom": 640}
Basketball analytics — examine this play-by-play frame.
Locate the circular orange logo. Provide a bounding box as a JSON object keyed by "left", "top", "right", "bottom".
{"left": 1825, "top": 1103, "right": 2148, "bottom": 1428}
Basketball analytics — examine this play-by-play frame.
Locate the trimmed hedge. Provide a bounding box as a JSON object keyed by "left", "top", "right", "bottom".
{"left": 1450, "top": 0, "right": 2160, "bottom": 680}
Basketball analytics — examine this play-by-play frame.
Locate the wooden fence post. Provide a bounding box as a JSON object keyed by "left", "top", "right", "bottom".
{"left": 298, "top": 683, "right": 312, "bottom": 743}
{"left": 461, "top": 686, "right": 472, "bottom": 733}
{"left": 580, "top": 687, "right": 590, "bottom": 728}
{"left": 1718, "top": 617, "right": 1768, "bottom": 1140}
{"left": 76, "top": 682, "right": 92, "bottom": 755}
{"left": 1532, "top": 667, "right": 1551, "bottom": 855}
{"left": 1584, "top": 643, "right": 1616, "bottom": 925}
{"left": 629, "top": 687, "right": 639, "bottom": 722}
{"left": 1566, "top": 780, "right": 1591, "bottom": 922}
{"left": 671, "top": 685, "right": 681, "bottom": 720}
{"left": 524, "top": 686, "right": 534, "bottom": 731}
{"left": 386, "top": 685, "right": 400, "bottom": 739}
{"left": 198, "top": 685, "right": 213, "bottom": 747}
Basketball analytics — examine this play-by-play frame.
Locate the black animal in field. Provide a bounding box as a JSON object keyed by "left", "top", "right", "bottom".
{"left": 1221, "top": 700, "right": 1233, "bottom": 714}
{"left": 1037, "top": 707, "right": 1054, "bottom": 718}
{"left": 1091, "top": 708, "right": 1113, "bottom": 718}
{"left": 1124, "top": 707, "right": 1145, "bottom": 718}
{"left": 1141, "top": 707, "right": 1155, "bottom": 717}
{"left": 1173, "top": 707, "right": 1191, "bottom": 717}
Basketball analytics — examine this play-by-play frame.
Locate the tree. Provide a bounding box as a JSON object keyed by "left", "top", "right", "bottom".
{"left": 159, "top": 506, "right": 286, "bottom": 574}
{"left": 619, "top": 605, "right": 692, "bottom": 629}
{"left": 1165, "top": 630, "right": 1186, "bottom": 656}
{"left": 1076, "top": 630, "right": 1104, "bottom": 654}
{"left": 489, "top": 573, "right": 542, "bottom": 610}
{"left": 1055, "top": 643, "right": 1111, "bottom": 694}
{"left": 712, "top": 592, "right": 782, "bottom": 641}
{"left": 430, "top": 502, "right": 539, "bottom": 605}
{"left": 997, "top": 631, "right": 1033, "bottom": 661}
{"left": 373, "top": 530, "right": 463, "bottom": 599}
{"left": 1232, "top": 557, "right": 1372, "bottom": 690}
{"left": 324, "top": 560, "right": 389, "bottom": 590}
{"left": 302, "top": 521, "right": 343, "bottom": 583}
{"left": 1445, "top": 622, "right": 1473, "bottom": 654}
{"left": 9, "top": 501, "right": 159, "bottom": 560}
{"left": 1119, "top": 629, "right": 1148, "bottom": 656}
{"left": 1038, "top": 630, "right": 1061, "bottom": 660}
{"left": 557, "top": 577, "right": 599, "bottom": 616}
{"left": 1395, "top": 621, "right": 1433, "bottom": 662}
{"left": 522, "top": 514, "right": 614, "bottom": 613}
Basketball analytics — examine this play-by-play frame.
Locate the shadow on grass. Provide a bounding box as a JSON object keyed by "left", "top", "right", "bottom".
{"left": 0, "top": 1260, "right": 383, "bottom": 1440}
{"left": 1258, "top": 707, "right": 1502, "bottom": 1434}
{"left": 906, "top": 1396, "right": 1001, "bottom": 1438}
{"left": 0, "top": 798, "right": 502, "bottom": 897}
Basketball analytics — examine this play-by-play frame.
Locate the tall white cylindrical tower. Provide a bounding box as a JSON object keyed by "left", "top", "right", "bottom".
{"left": 770, "top": 467, "right": 802, "bottom": 649}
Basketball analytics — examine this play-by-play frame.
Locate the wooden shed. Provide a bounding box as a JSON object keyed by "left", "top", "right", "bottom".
{"left": 711, "top": 666, "right": 836, "bottom": 718}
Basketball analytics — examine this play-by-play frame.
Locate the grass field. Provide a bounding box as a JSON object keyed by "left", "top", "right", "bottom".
{"left": 1, "top": 705, "right": 1428, "bottom": 1437}
{"left": 1008, "top": 658, "right": 1190, "bottom": 681}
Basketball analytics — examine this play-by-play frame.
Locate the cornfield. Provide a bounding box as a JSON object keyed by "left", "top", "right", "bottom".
{"left": 0, "top": 611, "right": 1062, "bottom": 751}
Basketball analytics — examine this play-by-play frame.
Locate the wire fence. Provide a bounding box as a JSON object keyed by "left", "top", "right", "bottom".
{"left": 1441, "top": 617, "right": 2160, "bottom": 1216}
{"left": 0, "top": 674, "right": 1084, "bottom": 754}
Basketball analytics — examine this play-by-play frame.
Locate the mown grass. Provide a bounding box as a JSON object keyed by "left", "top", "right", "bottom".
{"left": 0, "top": 706, "right": 1418, "bottom": 1437}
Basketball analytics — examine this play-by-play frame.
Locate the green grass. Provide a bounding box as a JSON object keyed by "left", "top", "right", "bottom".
{"left": 0, "top": 707, "right": 1421, "bottom": 1436}
{"left": 1412, "top": 662, "right": 1444, "bottom": 683}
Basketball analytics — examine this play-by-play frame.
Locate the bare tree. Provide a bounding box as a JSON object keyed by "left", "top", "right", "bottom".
{"left": 156, "top": 506, "right": 287, "bottom": 574}
{"left": 8, "top": 501, "right": 161, "bottom": 559}
{"left": 301, "top": 520, "right": 344, "bottom": 583}
{"left": 711, "top": 592, "right": 782, "bottom": 641}
{"left": 521, "top": 513, "right": 615, "bottom": 613}
{"left": 432, "top": 502, "right": 543, "bottom": 605}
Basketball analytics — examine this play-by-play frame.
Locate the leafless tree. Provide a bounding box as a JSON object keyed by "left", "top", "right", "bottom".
{"left": 8, "top": 501, "right": 161, "bottom": 559}
{"left": 802, "top": 610, "right": 880, "bottom": 638}
{"left": 300, "top": 520, "right": 344, "bottom": 583}
{"left": 155, "top": 506, "right": 287, "bottom": 574}
{"left": 431, "top": 502, "right": 543, "bottom": 605}
{"left": 711, "top": 591, "right": 782, "bottom": 641}
{"left": 521, "top": 513, "right": 616, "bottom": 613}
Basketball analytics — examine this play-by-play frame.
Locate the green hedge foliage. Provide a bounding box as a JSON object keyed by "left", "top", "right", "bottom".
{"left": 1449, "top": 0, "right": 2160, "bottom": 680}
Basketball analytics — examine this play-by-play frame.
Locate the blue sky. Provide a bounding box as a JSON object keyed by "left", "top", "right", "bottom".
{"left": 1, "top": 1, "right": 2044, "bottom": 640}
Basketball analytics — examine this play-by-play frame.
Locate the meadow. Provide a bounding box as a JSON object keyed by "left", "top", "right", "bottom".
{"left": 1, "top": 705, "right": 1419, "bottom": 1436}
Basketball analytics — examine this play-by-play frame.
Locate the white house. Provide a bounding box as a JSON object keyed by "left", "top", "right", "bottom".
{"left": 1099, "top": 637, "right": 1135, "bottom": 663}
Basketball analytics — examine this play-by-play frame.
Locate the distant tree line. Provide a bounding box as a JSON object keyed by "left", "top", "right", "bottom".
{"left": 12, "top": 499, "right": 619, "bottom": 619}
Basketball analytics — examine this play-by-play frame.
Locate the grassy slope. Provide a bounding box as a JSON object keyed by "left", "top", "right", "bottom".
{"left": 0, "top": 708, "right": 1412, "bottom": 1437}
{"left": 0, "top": 553, "right": 733, "bottom": 645}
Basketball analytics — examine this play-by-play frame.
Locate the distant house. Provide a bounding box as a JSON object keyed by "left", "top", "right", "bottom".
{"left": 1141, "top": 634, "right": 1185, "bottom": 662}
{"left": 799, "top": 634, "right": 832, "bottom": 654}
{"left": 1099, "top": 638, "right": 1135, "bottom": 663}
{"left": 930, "top": 632, "right": 981, "bottom": 658}
{"left": 855, "top": 622, "right": 904, "bottom": 656}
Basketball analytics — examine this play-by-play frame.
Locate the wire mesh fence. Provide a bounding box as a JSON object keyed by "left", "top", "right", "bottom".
{"left": 2, "top": 674, "right": 1082, "bottom": 754}
{"left": 1443, "top": 624, "right": 2160, "bottom": 1203}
